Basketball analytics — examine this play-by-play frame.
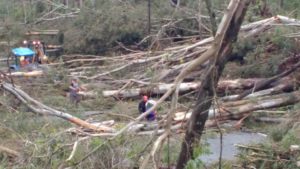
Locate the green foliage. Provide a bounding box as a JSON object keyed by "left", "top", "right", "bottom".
{"left": 161, "top": 138, "right": 181, "bottom": 165}
{"left": 225, "top": 25, "right": 300, "bottom": 79}
{"left": 269, "top": 0, "right": 300, "bottom": 18}
{"left": 64, "top": 1, "right": 147, "bottom": 54}
{"left": 185, "top": 141, "right": 211, "bottom": 169}
{"left": 270, "top": 127, "right": 288, "bottom": 142}
{"left": 193, "top": 142, "right": 211, "bottom": 158}
{"left": 237, "top": 111, "right": 300, "bottom": 169}
{"left": 35, "top": 1, "right": 46, "bottom": 14}
{"left": 281, "top": 131, "right": 300, "bottom": 149}
{"left": 185, "top": 158, "right": 205, "bottom": 169}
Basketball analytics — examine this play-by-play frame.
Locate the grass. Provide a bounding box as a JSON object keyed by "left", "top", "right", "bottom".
{"left": 0, "top": 72, "right": 163, "bottom": 168}
{"left": 234, "top": 111, "right": 300, "bottom": 169}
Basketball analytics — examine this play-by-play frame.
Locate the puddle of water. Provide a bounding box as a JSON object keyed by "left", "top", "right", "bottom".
{"left": 200, "top": 131, "right": 267, "bottom": 163}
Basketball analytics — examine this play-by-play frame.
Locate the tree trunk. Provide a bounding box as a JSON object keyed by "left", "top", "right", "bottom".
{"left": 233, "top": 61, "right": 300, "bottom": 101}
{"left": 204, "top": 0, "right": 217, "bottom": 36}
{"left": 174, "top": 87, "right": 300, "bottom": 122}
{"left": 176, "top": 0, "right": 251, "bottom": 168}
{"left": 101, "top": 78, "right": 263, "bottom": 98}
{"left": 9, "top": 70, "right": 43, "bottom": 77}
{"left": 198, "top": 0, "right": 203, "bottom": 39}
{"left": 63, "top": 0, "right": 69, "bottom": 6}
{"left": 279, "top": 0, "right": 284, "bottom": 8}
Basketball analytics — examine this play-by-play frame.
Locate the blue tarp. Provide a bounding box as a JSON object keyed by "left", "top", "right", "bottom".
{"left": 12, "top": 47, "right": 35, "bottom": 57}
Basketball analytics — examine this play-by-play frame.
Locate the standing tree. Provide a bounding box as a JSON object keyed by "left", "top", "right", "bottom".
{"left": 204, "top": 0, "right": 217, "bottom": 36}
{"left": 176, "top": 0, "right": 252, "bottom": 168}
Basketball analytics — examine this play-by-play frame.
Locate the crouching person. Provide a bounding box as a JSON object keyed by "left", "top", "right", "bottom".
{"left": 138, "top": 95, "right": 157, "bottom": 121}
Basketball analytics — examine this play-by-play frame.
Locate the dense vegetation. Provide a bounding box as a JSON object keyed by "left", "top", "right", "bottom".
{"left": 0, "top": 0, "right": 299, "bottom": 54}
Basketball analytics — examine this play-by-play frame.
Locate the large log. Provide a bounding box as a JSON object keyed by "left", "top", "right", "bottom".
{"left": 9, "top": 70, "right": 44, "bottom": 77}
{"left": 66, "top": 88, "right": 300, "bottom": 137}
{"left": 232, "top": 61, "right": 300, "bottom": 101}
{"left": 173, "top": 90, "right": 300, "bottom": 122}
{"left": 222, "top": 80, "right": 296, "bottom": 101}
{"left": 25, "top": 30, "right": 60, "bottom": 35}
{"left": 101, "top": 78, "right": 263, "bottom": 98}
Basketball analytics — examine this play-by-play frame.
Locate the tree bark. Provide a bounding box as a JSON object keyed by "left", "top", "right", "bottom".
{"left": 198, "top": 0, "right": 203, "bottom": 39}
{"left": 176, "top": 0, "right": 251, "bottom": 168}
{"left": 174, "top": 88, "right": 300, "bottom": 122}
{"left": 8, "top": 70, "right": 44, "bottom": 77}
{"left": 279, "top": 0, "right": 284, "bottom": 8}
{"left": 233, "top": 61, "right": 300, "bottom": 100}
{"left": 101, "top": 78, "right": 263, "bottom": 98}
{"left": 204, "top": 0, "right": 217, "bottom": 36}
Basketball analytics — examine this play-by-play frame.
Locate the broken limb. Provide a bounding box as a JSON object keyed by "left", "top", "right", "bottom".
{"left": 0, "top": 145, "right": 20, "bottom": 158}
{"left": 233, "top": 60, "right": 300, "bottom": 101}
{"left": 1, "top": 83, "right": 114, "bottom": 132}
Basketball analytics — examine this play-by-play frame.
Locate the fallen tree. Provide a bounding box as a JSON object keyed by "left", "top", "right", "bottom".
{"left": 1, "top": 82, "right": 114, "bottom": 133}
{"left": 230, "top": 60, "right": 300, "bottom": 101}
{"left": 63, "top": 15, "right": 300, "bottom": 84}
{"left": 175, "top": 89, "right": 300, "bottom": 122}
{"left": 101, "top": 78, "right": 264, "bottom": 98}
{"left": 1, "top": 72, "right": 298, "bottom": 137}
{"left": 8, "top": 70, "right": 44, "bottom": 77}
{"left": 68, "top": 86, "right": 300, "bottom": 136}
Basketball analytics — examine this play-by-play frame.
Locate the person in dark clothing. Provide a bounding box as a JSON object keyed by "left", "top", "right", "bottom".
{"left": 138, "top": 95, "right": 148, "bottom": 114}
{"left": 138, "top": 95, "right": 156, "bottom": 121}
{"left": 170, "top": 0, "right": 179, "bottom": 7}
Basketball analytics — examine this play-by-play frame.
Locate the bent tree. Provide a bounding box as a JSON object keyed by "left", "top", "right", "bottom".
{"left": 176, "top": 0, "right": 252, "bottom": 168}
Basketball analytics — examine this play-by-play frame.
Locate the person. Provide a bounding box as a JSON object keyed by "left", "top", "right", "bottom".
{"left": 20, "top": 56, "right": 29, "bottom": 67}
{"left": 138, "top": 95, "right": 148, "bottom": 114}
{"left": 41, "top": 55, "right": 49, "bottom": 64}
{"left": 69, "top": 78, "right": 82, "bottom": 106}
{"left": 138, "top": 95, "right": 156, "bottom": 121}
{"left": 145, "top": 98, "right": 157, "bottom": 121}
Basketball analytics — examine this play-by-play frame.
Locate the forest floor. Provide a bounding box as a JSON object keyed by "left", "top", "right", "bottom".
{"left": 1, "top": 56, "right": 299, "bottom": 168}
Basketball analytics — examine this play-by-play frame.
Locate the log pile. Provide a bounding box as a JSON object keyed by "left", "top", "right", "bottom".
{"left": 51, "top": 15, "right": 300, "bottom": 103}
{"left": 0, "top": 15, "right": 300, "bottom": 138}
{"left": 65, "top": 86, "right": 300, "bottom": 136}
{"left": 56, "top": 15, "right": 300, "bottom": 84}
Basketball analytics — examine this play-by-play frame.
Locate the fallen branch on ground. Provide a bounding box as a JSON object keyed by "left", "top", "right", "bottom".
{"left": 1, "top": 83, "right": 114, "bottom": 133}
{"left": 0, "top": 145, "right": 20, "bottom": 157}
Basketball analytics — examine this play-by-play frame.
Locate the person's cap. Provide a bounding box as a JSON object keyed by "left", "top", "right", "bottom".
{"left": 143, "top": 95, "right": 148, "bottom": 101}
